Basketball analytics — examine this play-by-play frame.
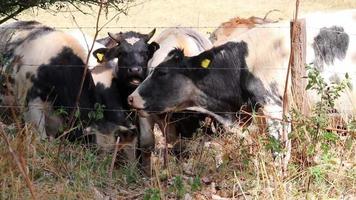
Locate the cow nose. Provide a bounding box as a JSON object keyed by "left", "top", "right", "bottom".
{"left": 128, "top": 67, "right": 142, "bottom": 74}
{"left": 127, "top": 92, "right": 145, "bottom": 110}
{"left": 128, "top": 95, "right": 134, "bottom": 106}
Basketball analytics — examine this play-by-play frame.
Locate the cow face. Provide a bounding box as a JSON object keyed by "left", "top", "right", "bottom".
{"left": 93, "top": 29, "right": 160, "bottom": 91}
{"left": 128, "top": 49, "right": 210, "bottom": 116}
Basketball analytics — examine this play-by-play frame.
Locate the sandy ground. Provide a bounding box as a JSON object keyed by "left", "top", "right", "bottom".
{"left": 17, "top": 0, "right": 356, "bottom": 38}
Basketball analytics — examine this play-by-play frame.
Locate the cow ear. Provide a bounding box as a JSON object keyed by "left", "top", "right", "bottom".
{"left": 93, "top": 48, "right": 108, "bottom": 63}
{"left": 148, "top": 42, "right": 160, "bottom": 58}
{"left": 200, "top": 58, "right": 211, "bottom": 69}
{"left": 191, "top": 52, "right": 213, "bottom": 69}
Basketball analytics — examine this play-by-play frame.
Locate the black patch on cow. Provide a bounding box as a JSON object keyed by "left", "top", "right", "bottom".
{"left": 27, "top": 46, "right": 135, "bottom": 142}
{"left": 313, "top": 26, "right": 349, "bottom": 69}
{"left": 267, "top": 82, "right": 283, "bottom": 106}
{"left": 25, "top": 72, "right": 32, "bottom": 79}
{"left": 95, "top": 80, "right": 136, "bottom": 129}
{"left": 8, "top": 21, "right": 41, "bottom": 30}
{"left": 27, "top": 47, "right": 97, "bottom": 139}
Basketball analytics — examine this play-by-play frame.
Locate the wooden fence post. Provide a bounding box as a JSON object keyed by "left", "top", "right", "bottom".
{"left": 290, "top": 19, "right": 308, "bottom": 116}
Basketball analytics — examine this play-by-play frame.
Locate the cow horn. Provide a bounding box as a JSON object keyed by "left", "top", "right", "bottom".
{"left": 146, "top": 28, "right": 156, "bottom": 42}
{"left": 108, "top": 32, "right": 121, "bottom": 43}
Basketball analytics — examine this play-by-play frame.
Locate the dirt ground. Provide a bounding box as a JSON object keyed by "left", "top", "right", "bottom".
{"left": 18, "top": 0, "right": 356, "bottom": 38}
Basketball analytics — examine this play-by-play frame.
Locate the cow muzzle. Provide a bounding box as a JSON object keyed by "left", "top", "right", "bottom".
{"left": 127, "top": 67, "right": 144, "bottom": 86}
{"left": 128, "top": 92, "right": 150, "bottom": 117}
{"left": 129, "top": 77, "right": 142, "bottom": 86}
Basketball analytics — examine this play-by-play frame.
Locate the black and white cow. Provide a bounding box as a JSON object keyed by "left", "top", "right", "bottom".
{"left": 142, "top": 27, "right": 214, "bottom": 163}
{"left": 88, "top": 29, "right": 160, "bottom": 159}
{"left": 67, "top": 30, "right": 139, "bottom": 154}
{"left": 128, "top": 9, "right": 356, "bottom": 169}
{"left": 0, "top": 21, "right": 133, "bottom": 148}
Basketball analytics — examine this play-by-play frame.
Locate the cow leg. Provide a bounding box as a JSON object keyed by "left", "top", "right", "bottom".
{"left": 263, "top": 102, "right": 291, "bottom": 175}
{"left": 156, "top": 114, "right": 178, "bottom": 149}
{"left": 123, "top": 136, "right": 138, "bottom": 163}
{"left": 138, "top": 116, "right": 155, "bottom": 175}
{"left": 24, "top": 97, "right": 47, "bottom": 140}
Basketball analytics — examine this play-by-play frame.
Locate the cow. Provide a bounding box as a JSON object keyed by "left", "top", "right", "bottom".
{"left": 91, "top": 29, "right": 159, "bottom": 166}
{"left": 128, "top": 9, "right": 356, "bottom": 172}
{"left": 67, "top": 30, "right": 139, "bottom": 155}
{"left": 143, "top": 27, "right": 214, "bottom": 166}
{"left": 0, "top": 21, "right": 134, "bottom": 151}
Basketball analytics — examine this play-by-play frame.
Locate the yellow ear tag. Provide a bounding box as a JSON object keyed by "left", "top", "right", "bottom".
{"left": 201, "top": 58, "right": 210, "bottom": 69}
{"left": 96, "top": 53, "right": 104, "bottom": 62}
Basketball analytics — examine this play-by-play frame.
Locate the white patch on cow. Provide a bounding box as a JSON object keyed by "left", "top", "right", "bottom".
{"left": 262, "top": 100, "right": 291, "bottom": 169}
{"left": 148, "top": 28, "right": 212, "bottom": 70}
{"left": 94, "top": 132, "right": 116, "bottom": 152}
{"left": 122, "top": 136, "right": 138, "bottom": 162}
{"left": 24, "top": 97, "right": 47, "bottom": 139}
{"left": 91, "top": 66, "right": 113, "bottom": 88}
{"left": 67, "top": 30, "right": 106, "bottom": 70}
{"left": 138, "top": 117, "right": 155, "bottom": 148}
{"left": 125, "top": 37, "right": 140, "bottom": 46}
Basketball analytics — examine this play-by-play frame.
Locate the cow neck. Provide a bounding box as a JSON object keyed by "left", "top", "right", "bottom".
{"left": 187, "top": 88, "right": 241, "bottom": 127}
{"left": 187, "top": 70, "right": 254, "bottom": 128}
{"left": 116, "top": 79, "right": 137, "bottom": 109}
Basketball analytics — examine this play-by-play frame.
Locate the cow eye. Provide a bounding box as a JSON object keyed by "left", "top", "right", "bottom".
{"left": 154, "top": 69, "right": 167, "bottom": 77}
{"left": 139, "top": 51, "right": 147, "bottom": 55}
{"left": 139, "top": 51, "right": 148, "bottom": 59}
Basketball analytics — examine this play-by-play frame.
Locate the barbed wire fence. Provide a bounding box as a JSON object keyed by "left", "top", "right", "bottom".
{"left": 0, "top": 16, "right": 355, "bottom": 128}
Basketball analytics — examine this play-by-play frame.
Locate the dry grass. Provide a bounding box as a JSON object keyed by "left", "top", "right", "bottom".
{"left": 1, "top": 0, "right": 356, "bottom": 199}
{"left": 1, "top": 117, "right": 355, "bottom": 199}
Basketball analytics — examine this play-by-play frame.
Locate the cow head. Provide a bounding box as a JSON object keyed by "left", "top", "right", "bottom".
{"left": 127, "top": 48, "right": 212, "bottom": 116}
{"left": 93, "top": 29, "right": 160, "bottom": 91}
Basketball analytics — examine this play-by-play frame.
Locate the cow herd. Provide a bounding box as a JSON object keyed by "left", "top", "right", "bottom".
{"left": 1, "top": 9, "right": 355, "bottom": 174}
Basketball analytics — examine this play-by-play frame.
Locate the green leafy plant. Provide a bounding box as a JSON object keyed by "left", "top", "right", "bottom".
{"left": 88, "top": 103, "right": 105, "bottom": 122}
{"left": 169, "top": 176, "right": 186, "bottom": 199}
{"left": 143, "top": 188, "right": 161, "bottom": 200}
{"left": 190, "top": 176, "right": 201, "bottom": 192}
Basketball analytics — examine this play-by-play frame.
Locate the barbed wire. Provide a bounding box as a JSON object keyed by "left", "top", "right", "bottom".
{"left": 1, "top": 25, "right": 356, "bottom": 36}
{"left": 0, "top": 104, "right": 355, "bottom": 114}
{"left": 0, "top": 25, "right": 355, "bottom": 29}
{"left": 1, "top": 64, "right": 356, "bottom": 76}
